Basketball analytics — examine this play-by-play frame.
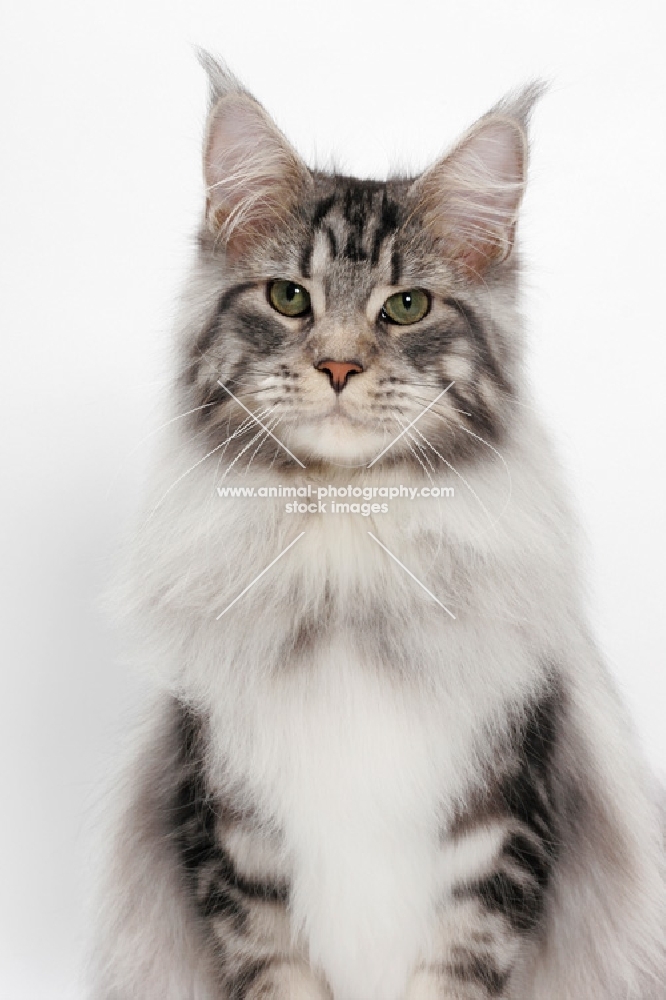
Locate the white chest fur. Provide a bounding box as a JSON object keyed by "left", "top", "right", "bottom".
{"left": 209, "top": 639, "right": 480, "bottom": 1000}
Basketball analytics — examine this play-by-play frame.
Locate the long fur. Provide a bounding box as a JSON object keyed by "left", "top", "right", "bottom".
{"left": 89, "top": 57, "right": 665, "bottom": 1000}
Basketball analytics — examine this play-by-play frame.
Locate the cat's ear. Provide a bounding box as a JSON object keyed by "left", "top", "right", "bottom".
{"left": 198, "top": 52, "right": 313, "bottom": 254}
{"left": 409, "top": 83, "right": 545, "bottom": 279}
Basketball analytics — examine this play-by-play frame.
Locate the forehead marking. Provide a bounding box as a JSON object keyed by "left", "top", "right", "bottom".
{"left": 301, "top": 185, "right": 403, "bottom": 303}
{"left": 390, "top": 248, "right": 402, "bottom": 286}
{"left": 311, "top": 228, "right": 334, "bottom": 277}
{"left": 301, "top": 194, "right": 337, "bottom": 278}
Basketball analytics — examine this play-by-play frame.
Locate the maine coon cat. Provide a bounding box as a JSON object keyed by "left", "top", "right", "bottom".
{"left": 91, "top": 54, "right": 666, "bottom": 1000}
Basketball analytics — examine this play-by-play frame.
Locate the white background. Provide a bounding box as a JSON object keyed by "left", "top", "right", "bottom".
{"left": 1, "top": 1, "right": 665, "bottom": 996}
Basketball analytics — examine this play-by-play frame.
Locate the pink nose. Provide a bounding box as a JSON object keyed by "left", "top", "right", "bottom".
{"left": 315, "top": 359, "right": 364, "bottom": 393}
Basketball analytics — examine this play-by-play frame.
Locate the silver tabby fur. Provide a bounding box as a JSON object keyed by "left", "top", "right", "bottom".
{"left": 90, "top": 55, "right": 666, "bottom": 1000}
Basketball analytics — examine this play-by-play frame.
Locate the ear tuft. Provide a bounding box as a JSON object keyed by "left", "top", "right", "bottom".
{"left": 487, "top": 80, "right": 548, "bottom": 133}
{"left": 410, "top": 81, "right": 546, "bottom": 279}
{"left": 196, "top": 49, "right": 244, "bottom": 107}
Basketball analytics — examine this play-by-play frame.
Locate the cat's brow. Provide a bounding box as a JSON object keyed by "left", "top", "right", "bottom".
{"left": 302, "top": 183, "right": 401, "bottom": 279}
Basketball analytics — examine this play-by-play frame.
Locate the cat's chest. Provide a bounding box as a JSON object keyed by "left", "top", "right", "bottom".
{"left": 211, "top": 641, "right": 481, "bottom": 1000}
{"left": 216, "top": 638, "right": 468, "bottom": 823}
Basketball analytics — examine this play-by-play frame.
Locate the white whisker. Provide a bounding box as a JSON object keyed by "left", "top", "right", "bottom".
{"left": 451, "top": 419, "right": 513, "bottom": 526}
{"left": 216, "top": 379, "right": 306, "bottom": 468}
{"left": 410, "top": 424, "right": 495, "bottom": 530}
{"left": 147, "top": 408, "right": 274, "bottom": 520}
{"left": 245, "top": 414, "right": 282, "bottom": 474}
{"left": 366, "top": 382, "right": 455, "bottom": 468}
{"left": 394, "top": 416, "right": 434, "bottom": 483}
{"left": 217, "top": 408, "right": 280, "bottom": 484}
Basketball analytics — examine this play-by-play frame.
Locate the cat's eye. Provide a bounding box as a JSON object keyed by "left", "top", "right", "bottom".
{"left": 381, "top": 289, "right": 430, "bottom": 326}
{"left": 268, "top": 280, "right": 311, "bottom": 318}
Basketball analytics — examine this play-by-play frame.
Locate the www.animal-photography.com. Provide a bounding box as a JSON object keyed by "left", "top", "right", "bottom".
{"left": 1, "top": 1, "right": 665, "bottom": 998}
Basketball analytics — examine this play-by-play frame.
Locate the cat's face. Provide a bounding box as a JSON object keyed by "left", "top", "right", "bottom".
{"left": 183, "top": 66, "right": 537, "bottom": 471}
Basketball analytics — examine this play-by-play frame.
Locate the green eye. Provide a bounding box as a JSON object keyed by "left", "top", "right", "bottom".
{"left": 268, "top": 279, "right": 311, "bottom": 318}
{"left": 381, "top": 289, "right": 430, "bottom": 325}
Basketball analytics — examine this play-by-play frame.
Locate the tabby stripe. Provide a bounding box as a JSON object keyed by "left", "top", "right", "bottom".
{"left": 342, "top": 186, "right": 372, "bottom": 262}
{"left": 500, "top": 691, "right": 559, "bottom": 846}
{"left": 455, "top": 865, "right": 545, "bottom": 933}
{"left": 450, "top": 687, "right": 560, "bottom": 934}
{"left": 172, "top": 703, "right": 289, "bottom": 930}
{"left": 370, "top": 191, "right": 400, "bottom": 265}
{"left": 211, "top": 844, "right": 289, "bottom": 903}
{"left": 201, "top": 882, "right": 249, "bottom": 929}
{"left": 447, "top": 384, "right": 499, "bottom": 438}
{"left": 325, "top": 225, "right": 338, "bottom": 260}
{"left": 299, "top": 242, "right": 313, "bottom": 278}
{"left": 312, "top": 194, "right": 336, "bottom": 228}
{"left": 441, "top": 297, "right": 510, "bottom": 393}
{"left": 301, "top": 195, "right": 339, "bottom": 276}
{"left": 390, "top": 248, "right": 402, "bottom": 286}
{"left": 187, "top": 281, "right": 257, "bottom": 385}
{"left": 446, "top": 951, "right": 509, "bottom": 996}
{"left": 503, "top": 832, "right": 551, "bottom": 889}
{"left": 227, "top": 959, "right": 270, "bottom": 1000}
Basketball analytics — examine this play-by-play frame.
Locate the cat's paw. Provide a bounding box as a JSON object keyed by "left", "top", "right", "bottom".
{"left": 241, "top": 961, "right": 331, "bottom": 1000}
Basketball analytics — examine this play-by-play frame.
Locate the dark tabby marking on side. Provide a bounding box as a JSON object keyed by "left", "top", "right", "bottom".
{"left": 453, "top": 687, "right": 561, "bottom": 936}
{"left": 171, "top": 703, "right": 289, "bottom": 931}
{"left": 227, "top": 959, "right": 271, "bottom": 1000}
{"left": 447, "top": 949, "right": 510, "bottom": 996}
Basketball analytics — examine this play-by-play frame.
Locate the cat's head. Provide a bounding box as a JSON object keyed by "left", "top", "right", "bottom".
{"left": 181, "top": 55, "right": 542, "bottom": 471}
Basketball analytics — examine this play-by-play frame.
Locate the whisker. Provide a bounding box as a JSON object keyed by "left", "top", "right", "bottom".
{"left": 389, "top": 419, "right": 448, "bottom": 574}
{"left": 105, "top": 401, "right": 218, "bottom": 502}
{"left": 409, "top": 383, "right": 536, "bottom": 418}
{"left": 126, "top": 402, "right": 216, "bottom": 454}
{"left": 244, "top": 414, "right": 282, "bottom": 474}
{"left": 408, "top": 428, "right": 437, "bottom": 476}
{"left": 147, "top": 407, "right": 274, "bottom": 520}
{"left": 404, "top": 391, "right": 513, "bottom": 528}
{"left": 217, "top": 408, "right": 280, "bottom": 485}
{"left": 404, "top": 435, "right": 434, "bottom": 481}
{"left": 394, "top": 416, "right": 434, "bottom": 483}
{"left": 410, "top": 424, "right": 496, "bottom": 531}
{"left": 451, "top": 419, "right": 512, "bottom": 525}
{"left": 405, "top": 393, "right": 497, "bottom": 442}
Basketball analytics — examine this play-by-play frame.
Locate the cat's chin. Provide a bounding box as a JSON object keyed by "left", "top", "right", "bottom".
{"left": 289, "top": 418, "right": 389, "bottom": 467}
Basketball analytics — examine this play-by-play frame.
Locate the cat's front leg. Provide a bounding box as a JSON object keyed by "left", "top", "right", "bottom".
{"left": 173, "top": 706, "right": 332, "bottom": 1000}
{"left": 407, "top": 691, "right": 560, "bottom": 999}
{"left": 405, "top": 825, "right": 547, "bottom": 998}
{"left": 406, "top": 892, "right": 526, "bottom": 999}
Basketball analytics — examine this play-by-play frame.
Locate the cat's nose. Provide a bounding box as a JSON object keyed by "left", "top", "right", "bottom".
{"left": 315, "top": 359, "right": 364, "bottom": 394}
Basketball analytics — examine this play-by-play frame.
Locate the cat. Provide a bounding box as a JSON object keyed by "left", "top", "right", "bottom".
{"left": 90, "top": 53, "right": 666, "bottom": 1000}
